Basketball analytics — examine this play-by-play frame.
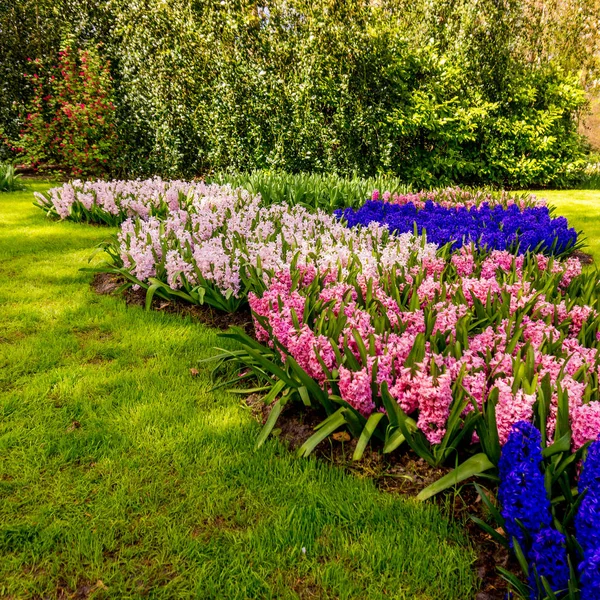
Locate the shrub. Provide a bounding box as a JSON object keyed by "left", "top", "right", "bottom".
{"left": 2, "top": 2, "right": 596, "bottom": 185}
{"left": 18, "top": 43, "right": 119, "bottom": 177}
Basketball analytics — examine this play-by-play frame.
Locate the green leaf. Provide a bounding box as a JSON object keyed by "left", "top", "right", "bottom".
{"left": 497, "top": 567, "right": 530, "bottom": 598}
{"left": 470, "top": 516, "right": 508, "bottom": 547}
{"left": 542, "top": 431, "right": 571, "bottom": 458}
{"left": 262, "top": 379, "right": 287, "bottom": 405}
{"left": 512, "top": 537, "right": 530, "bottom": 578}
{"left": 416, "top": 453, "right": 495, "bottom": 501}
{"left": 297, "top": 409, "right": 347, "bottom": 457}
{"left": 145, "top": 282, "right": 161, "bottom": 311}
{"left": 473, "top": 483, "right": 505, "bottom": 528}
{"left": 255, "top": 398, "right": 286, "bottom": 449}
{"left": 298, "top": 386, "right": 312, "bottom": 407}
{"left": 353, "top": 413, "right": 385, "bottom": 461}
{"left": 383, "top": 428, "right": 406, "bottom": 454}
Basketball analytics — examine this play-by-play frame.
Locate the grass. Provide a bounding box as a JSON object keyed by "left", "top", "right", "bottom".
{"left": 0, "top": 183, "right": 478, "bottom": 598}
{"left": 531, "top": 189, "right": 600, "bottom": 263}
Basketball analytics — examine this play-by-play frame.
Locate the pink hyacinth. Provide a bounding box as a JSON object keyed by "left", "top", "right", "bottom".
{"left": 338, "top": 366, "right": 375, "bottom": 416}
{"left": 493, "top": 378, "right": 536, "bottom": 445}
{"left": 415, "top": 372, "right": 454, "bottom": 445}
{"left": 571, "top": 402, "right": 600, "bottom": 449}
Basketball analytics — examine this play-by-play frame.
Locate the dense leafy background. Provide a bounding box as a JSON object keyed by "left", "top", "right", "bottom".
{"left": 1, "top": 0, "right": 599, "bottom": 187}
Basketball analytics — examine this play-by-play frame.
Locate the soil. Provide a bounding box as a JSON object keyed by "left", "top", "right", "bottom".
{"left": 572, "top": 250, "right": 595, "bottom": 265}
{"left": 91, "top": 273, "right": 253, "bottom": 332}
{"left": 91, "top": 273, "right": 517, "bottom": 598}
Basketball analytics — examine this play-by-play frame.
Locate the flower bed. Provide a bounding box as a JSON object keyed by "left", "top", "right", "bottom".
{"left": 372, "top": 187, "right": 544, "bottom": 210}
{"left": 36, "top": 177, "right": 547, "bottom": 228}
{"left": 213, "top": 248, "right": 599, "bottom": 598}
{"left": 240, "top": 249, "right": 598, "bottom": 450}
{"left": 34, "top": 178, "right": 228, "bottom": 225}
{"left": 336, "top": 200, "right": 579, "bottom": 255}
{"left": 76, "top": 176, "right": 597, "bottom": 597}
{"left": 102, "top": 186, "right": 436, "bottom": 312}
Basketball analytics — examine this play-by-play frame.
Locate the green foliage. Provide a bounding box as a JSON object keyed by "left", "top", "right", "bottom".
{"left": 105, "top": 0, "right": 589, "bottom": 187}
{"left": 212, "top": 170, "right": 411, "bottom": 210}
{"left": 17, "top": 42, "right": 119, "bottom": 176}
{"left": 575, "top": 155, "right": 600, "bottom": 190}
{"left": 0, "top": 163, "right": 26, "bottom": 192}
{"left": 1, "top": 0, "right": 597, "bottom": 185}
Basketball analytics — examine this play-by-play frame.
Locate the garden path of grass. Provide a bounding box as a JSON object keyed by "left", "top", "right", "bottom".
{"left": 0, "top": 184, "right": 478, "bottom": 599}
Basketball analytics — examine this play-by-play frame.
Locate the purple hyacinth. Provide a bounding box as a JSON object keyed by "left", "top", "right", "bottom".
{"left": 498, "top": 422, "right": 552, "bottom": 549}
{"left": 335, "top": 200, "right": 578, "bottom": 255}
{"left": 527, "top": 528, "right": 570, "bottom": 598}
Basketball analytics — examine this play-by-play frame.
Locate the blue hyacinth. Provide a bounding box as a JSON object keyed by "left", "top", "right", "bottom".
{"left": 335, "top": 200, "right": 578, "bottom": 255}
{"left": 498, "top": 422, "right": 572, "bottom": 598}
{"left": 498, "top": 421, "right": 544, "bottom": 475}
{"left": 576, "top": 439, "right": 600, "bottom": 597}
{"left": 576, "top": 492, "right": 600, "bottom": 555}
{"left": 579, "top": 548, "right": 600, "bottom": 600}
{"left": 498, "top": 422, "right": 552, "bottom": 549}
{"left": 528, "top": 528, "right": 570, "bottom": 599}
{"left": 578, "top": 440, "right": 600, "bottom": 496}
{"left": 498, "top": 462, "right": 552, "bottom": 550}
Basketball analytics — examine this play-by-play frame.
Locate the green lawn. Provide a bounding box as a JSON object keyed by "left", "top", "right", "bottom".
{"left": 530, "top": 189, "right": 600, "bottom": 263}
{"left": 0, "top": 184, "right": 478, "bottom": 598}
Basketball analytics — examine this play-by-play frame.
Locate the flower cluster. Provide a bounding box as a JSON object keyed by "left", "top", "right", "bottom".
{"left": 372, "top": 187, "right": 545, "bottom": 210}
{"left": 576, "top": 440, "right": 600, "bottom": 599}
{"left": 498, "top": 423, "right": 569, "bottom": 598}
{"left": 115, "top": 186, "right": 437, "bottom": 304}
{"left": 19, "top": 44, "right": 119, "bottom": 177}
{"left": 336, "top": 200, "right": 578, "bottom": 255}
{"left": 497, "top": 432, "right": 600, "bottom": 599}
{"left": 34, "top": 177, "right": 228, "bottom": 224}
{"left": 249, "top": 250, "right": 600, "bottom": 449}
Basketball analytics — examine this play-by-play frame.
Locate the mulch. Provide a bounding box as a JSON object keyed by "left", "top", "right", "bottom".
{"left": 91, "top": 272, "right": 517, "bottom": 598}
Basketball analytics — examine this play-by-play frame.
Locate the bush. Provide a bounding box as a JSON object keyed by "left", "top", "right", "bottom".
{"left": 17, "top": 42, "right": 119, "bottom": 177}
{"left": 1, "top": 1, "right": 596, "bottom": 186}
{"left": 106, "top": 1, "right": 588, "bottom": 186}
